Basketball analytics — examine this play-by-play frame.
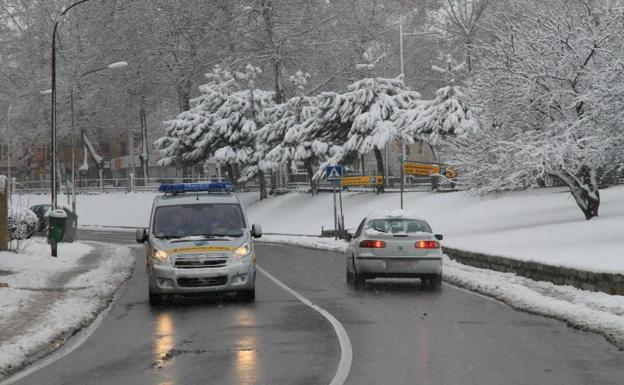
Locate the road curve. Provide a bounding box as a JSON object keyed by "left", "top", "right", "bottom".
{"left": 8, "top": 231, "right": 624, "bottom": 385}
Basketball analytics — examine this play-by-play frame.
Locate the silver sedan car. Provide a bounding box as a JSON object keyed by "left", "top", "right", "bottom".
{"left": 345, "top": 212, "right": 444, "bottom": 289}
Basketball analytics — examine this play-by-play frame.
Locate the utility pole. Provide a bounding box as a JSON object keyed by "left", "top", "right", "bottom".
{"left": 0, "top": 176, "right": 7, "bottom": 251}
{"left": 399, "top": 22, "right": 406, "bottom": 209}
{"left": 6, "top": 106, "right": 13, "bottom": 205}
{"left": 128, "top": 130, "right": 135, "bottom": 192}
{"left": 139, "top": 98, "right": 149, "bottom": 185}
{"left": 70, "top": 87, "right": 76, "bottom": 213}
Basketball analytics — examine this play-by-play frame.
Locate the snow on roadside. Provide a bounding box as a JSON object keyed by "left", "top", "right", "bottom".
{"left": 259, "top": 234, "right": 348, "bottom": 252}
{"left": 0, "top": 240, "right": 133, "bottom": 377}
{"left": 257, "top": 235, "right": 624, "bottom": 349}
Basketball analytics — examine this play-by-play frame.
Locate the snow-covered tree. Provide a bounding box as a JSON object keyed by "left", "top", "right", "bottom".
{"left": 155, "top": 65, "right": 237, "bottom": 170}
{"left": 394, "top": 54, "right": 478, "bottom": 158}
{"left": 210, "top": 65, "right": 275, "bottom": 199}
{"left": 434, "top": 0, "right": 491, "bottom": 71}
{"left": 262, "top": 72, "right": 329, "bottom": 194}
{"left": 450, "top": 0, "right": 624, "bottom": 220}
{"left": 314, "top": 77, "right": 421, "bottom": 190}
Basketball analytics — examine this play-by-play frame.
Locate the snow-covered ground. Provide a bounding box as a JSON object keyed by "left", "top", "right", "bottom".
{"left": 0, "top": 238, "right": 133, "bottom": 377}
{"left": 14, "top": 186, "right": 624, "bottom": 274}
{"left": 11, "top": 191, "right": 260, "bottom": 228}
{"left": 258, "top": 234, "right": 624, "bottom": 348}
{"left": 248, "top": 186, "right": 624, "bottom": 274}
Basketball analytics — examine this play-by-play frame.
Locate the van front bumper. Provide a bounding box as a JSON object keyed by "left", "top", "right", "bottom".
{"left": 148, "top": 258, "right": 255, "bottom": 295}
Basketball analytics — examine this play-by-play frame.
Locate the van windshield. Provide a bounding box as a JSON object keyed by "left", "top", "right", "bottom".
{"left": 153, "top": 204, "right": 245, "bottom": 239}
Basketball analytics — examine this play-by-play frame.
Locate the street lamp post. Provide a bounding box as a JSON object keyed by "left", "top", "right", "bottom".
{"left": 50, "top": 0, "right": 97, "bottom": 213}
{"left": 70, "top": 61, "right": 128, "bottom": 213}
{"left": 397, "top": 23, "right": 435, "bottom": 209}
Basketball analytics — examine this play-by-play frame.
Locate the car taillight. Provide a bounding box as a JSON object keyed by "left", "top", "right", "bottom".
{"left": 359, "top": 240, "right": 386, "bottom": 248}
{"left": 415, "top": 240, "right": 440, "bottom": 249}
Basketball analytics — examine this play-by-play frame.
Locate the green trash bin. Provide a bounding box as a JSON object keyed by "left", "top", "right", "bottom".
{"left": 47, "top": 209, "right": 67, "bottom": 256}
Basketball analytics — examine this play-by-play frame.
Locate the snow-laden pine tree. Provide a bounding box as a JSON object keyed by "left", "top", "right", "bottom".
{"left": 314, "top": 77, "right": 421, "bottom": 190}
{"left": 155, "top": 65, "right": 238, "bottom": 172}
{"left": 210, "top": 65, "right": 275, "bottom": 199}
{"left": 262, "top": 72, "right": 328, "bottom": 194}
{"left": 394, "top": 55, "right": 477, "bottom": 160}
{"left": 449, "top": 0, "right": 624, "bottom": 220}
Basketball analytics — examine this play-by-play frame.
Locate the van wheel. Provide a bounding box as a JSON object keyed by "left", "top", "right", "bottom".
{"left": 149, "top": 287, "right": 165, "bottom": 306}
{"left": 238, "top": 288, "right": 256, "bottom": 302}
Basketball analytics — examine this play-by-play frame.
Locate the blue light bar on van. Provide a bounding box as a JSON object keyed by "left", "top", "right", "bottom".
{"left": 159, "top": 182, "right": 234, "bottom": 193}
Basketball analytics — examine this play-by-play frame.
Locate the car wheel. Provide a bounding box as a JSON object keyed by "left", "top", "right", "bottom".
{"left": 148, "top": 287, "right": 165, "bottom": 306}
{"left": 430, "top": 274, "right": 442, "bottom": 290}
{"left": 346, "top": 256, "right": 354, "bottom": 284}
{"left": 352, "top": 258, "right": 365, "bottom": 287}
{"left": 423, "top": 274, "right": 442, "bottom": 290}
{"left": 238, "top": 287, "right": 256, "bottom": 302}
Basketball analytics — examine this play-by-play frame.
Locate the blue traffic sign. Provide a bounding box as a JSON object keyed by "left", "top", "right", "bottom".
{"left": 324, "top": 165, "right": 343, "bottom": 181}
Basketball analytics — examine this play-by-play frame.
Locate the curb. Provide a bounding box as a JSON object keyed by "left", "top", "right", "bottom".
{"left": 443, "top": 247, "right": 624, "bottom": 296}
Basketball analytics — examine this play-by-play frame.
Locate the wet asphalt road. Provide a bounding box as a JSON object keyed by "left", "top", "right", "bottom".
{"left": 11, "top": 230, "right": 624, "bottom": 385}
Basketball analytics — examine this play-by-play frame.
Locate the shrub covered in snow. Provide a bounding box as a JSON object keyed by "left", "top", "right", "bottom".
{"left": 8, "top": 209, "right": 37, "bottom": 240}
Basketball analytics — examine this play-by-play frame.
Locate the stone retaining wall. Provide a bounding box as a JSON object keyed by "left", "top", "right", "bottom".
{"left": 443, "top": 247, "right": 624, "bottom": 296}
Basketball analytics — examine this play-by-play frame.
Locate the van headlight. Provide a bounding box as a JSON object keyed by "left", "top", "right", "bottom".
{"left": 233, "top": 243, "right": 252, "bottom": 258}
{"left": 152, "top": 249, "right": 170, "bottom": 264}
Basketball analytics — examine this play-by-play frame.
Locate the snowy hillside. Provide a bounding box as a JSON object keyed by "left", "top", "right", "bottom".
{"left": 246, "top": 186, "right": 624, "bottom": 274}
{"left": 14, "top": 186, "right": 624, "bottom": 274}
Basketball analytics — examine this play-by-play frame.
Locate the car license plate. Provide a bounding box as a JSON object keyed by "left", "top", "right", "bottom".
{"left": 389, "top": 261, "right": 415, "bottom": 270}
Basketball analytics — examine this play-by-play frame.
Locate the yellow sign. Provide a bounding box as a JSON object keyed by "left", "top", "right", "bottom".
{"left": 341, "top": 175, "right": 384, "bottom": 187}
{"left": 403, "top": 162, "right": 457, "bottom": 178}
{"left": 167, "top": 245, "right": 235, "bottom": 254}
{"left": 403, "top": 162, "right": 439, "bottom": 176}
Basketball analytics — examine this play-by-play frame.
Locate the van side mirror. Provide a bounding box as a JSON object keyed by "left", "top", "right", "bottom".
{"left": 136, "top": 228, "right": 148, "bottom": 243}
{"left": 251, "top": 224, "right": 263, "bottom": 239}
{"left": 434, "top": 234, "right": 443, "bottom": 241}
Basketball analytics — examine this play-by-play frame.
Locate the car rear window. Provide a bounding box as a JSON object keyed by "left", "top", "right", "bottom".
{"left": 153, "top": 203, "right": 245, "bottom": 238}
{"left": 365, "top": 218, "right": 432, "bottom": 234}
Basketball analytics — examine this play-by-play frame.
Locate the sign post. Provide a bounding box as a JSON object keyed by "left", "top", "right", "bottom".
{"left": 399, "top": 154, "right": 404, "bottom": 210}
{"left": 324, "top": 165, "right": 344, "bottom": 239}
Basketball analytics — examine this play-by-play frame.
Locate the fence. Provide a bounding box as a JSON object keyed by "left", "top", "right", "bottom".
{"left": 18, "top": 170, "right": 620, "bottom": 195}
{"left": 13, "top": 173, "right": 442, "bottom": 195}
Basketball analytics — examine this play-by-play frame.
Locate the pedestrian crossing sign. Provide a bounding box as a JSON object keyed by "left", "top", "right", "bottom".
{"left": 324, "top": 165, "right": 343, "bottom": 181}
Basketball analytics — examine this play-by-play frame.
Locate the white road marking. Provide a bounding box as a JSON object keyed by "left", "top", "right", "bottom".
{"left": 257, "top": 265, "right": 353, "bottom": 385}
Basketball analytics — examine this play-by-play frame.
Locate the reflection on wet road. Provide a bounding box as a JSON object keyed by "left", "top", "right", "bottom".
{"left": 153, "top": 312, "right": 175, "bottom": 369}
{"left": 8, "top": 235, "right": 624, "bottom": 385}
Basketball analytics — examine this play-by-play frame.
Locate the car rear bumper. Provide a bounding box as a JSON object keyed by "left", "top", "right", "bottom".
{"left": 148, "top": 259, "right": 255, "bottom": 295}
{"left": 356, "top": 255, "right": 443, "bottom": 276}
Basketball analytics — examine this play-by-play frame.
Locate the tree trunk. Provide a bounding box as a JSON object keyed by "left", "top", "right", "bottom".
{"left": 226, "top": 163, "right": 236, "bottom": 186}
{"left": 373, "top": 148, "right": 385, "bottom": 193}
{"left": 360, "top": 154, "right": 366, "bottom": 174}
{"left": 270, "top": 170, "right": 276, "bottom": 195}
{"left": 258, "top": 169, "right": 268, "bottom": 200}
{"left": 177, "top": 79, "right": 191, "bottom": 113}
{"left": 551, "top": 166, "right": 600, "bottom": 220}
{"left": 260, "top": 0, "right": 284, "bottom": 104}
{"left": 304, "top": 159, "right": 317, "bottom": 195}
